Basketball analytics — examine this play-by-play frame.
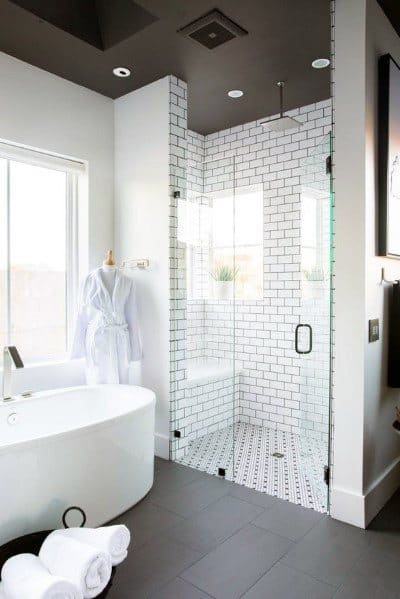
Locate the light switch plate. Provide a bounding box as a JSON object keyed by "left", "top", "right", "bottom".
{"left": 369, "top": 318, "right": 380, "bottom": 342}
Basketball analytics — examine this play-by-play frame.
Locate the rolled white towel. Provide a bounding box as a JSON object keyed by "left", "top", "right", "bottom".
{"left": 39, "top": 532, "right": 111, "bottom": 599}
{"left": 1, "top": 554, "right": 82, "bottom": 599}
{"left": 53, "top": 525, "right": 130, "bottom": 566}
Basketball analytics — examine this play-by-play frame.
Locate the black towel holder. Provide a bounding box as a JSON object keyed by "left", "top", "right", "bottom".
{"left": 62, "top": 506, "right": 87, "bottom": 529}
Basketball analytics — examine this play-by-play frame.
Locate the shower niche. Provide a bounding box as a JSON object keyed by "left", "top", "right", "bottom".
{"left": 170, "top": 115, "right": 332, "bottom": 514}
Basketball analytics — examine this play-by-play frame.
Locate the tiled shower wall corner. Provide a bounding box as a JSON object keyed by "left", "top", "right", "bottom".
{"left": 170, "top": 98, "right": 332, "bottom": 461}
{"left": 169, "top": 75, "right": 188, "bottom": 456}
{"left": 186, "top": 131, "right": 207, "bottom": 360}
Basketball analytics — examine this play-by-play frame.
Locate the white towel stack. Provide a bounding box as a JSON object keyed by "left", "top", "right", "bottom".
{"left": 50, "top": 525, "right": 131, "bottom": 566}
{"left": 1, "top": 554, "right": 82, "bottom": 599}
{"left": 0, "top": 525, "right": 131, "bottom": 599}
{"left": 39, "top": 532, "right": 112, "bottom": 599}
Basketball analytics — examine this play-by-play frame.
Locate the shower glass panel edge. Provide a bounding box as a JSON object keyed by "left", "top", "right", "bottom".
{"left": 298, "top": 132, "right": 333, "bottom": 514}
{"left": 170, "top": 156, "right": 236, "bottom": 482}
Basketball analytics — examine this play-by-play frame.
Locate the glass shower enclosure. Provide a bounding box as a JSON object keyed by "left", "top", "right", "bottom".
{"left": 170, "top": 133, "right": 333, "bottom": 514}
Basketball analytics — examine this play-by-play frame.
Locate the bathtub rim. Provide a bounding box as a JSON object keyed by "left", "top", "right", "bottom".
{"left": 0, "top": 384, "right": 156, "bottom": 454}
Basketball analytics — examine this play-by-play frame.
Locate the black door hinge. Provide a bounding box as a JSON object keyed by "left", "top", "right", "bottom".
{"left": 324, "top": 465, "right": 330, "bottom": 485}
{"left": 326, "top": 155, "right": 332, "bottom": 175}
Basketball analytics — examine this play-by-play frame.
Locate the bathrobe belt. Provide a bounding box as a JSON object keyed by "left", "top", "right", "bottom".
{"left": 87, "top": 319, "right": 129, "bottom": 366}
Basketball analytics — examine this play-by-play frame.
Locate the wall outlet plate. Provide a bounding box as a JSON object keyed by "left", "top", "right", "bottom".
{"left": 369, "top": 318, "right": 380, "bottom": 342}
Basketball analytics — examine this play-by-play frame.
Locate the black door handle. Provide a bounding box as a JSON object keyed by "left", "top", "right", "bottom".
{"left": 295, "top": 324, "right": 312, "bottom": 354}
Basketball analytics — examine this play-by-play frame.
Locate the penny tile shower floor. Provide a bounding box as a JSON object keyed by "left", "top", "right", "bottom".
{"left": 177, "top": 423, "right": 328, "bottom": 513}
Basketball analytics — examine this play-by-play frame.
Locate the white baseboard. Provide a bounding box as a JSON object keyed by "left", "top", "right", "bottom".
{"left": 155, "top": 433, "right": 170, "bottom": 459}
{"left": 364, "top": 456, "right": 400, "bottom": 526}
{"left": 331, "top": 456, "right": 400, "bottom": 528}
{"left": 330, "top": 486, "right": 366, "bottom": 528}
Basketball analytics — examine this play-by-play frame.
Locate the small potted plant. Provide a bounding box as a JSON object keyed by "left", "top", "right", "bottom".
{"left": 302, "top": 267, "right": 328, "bottom": 300}
{"left": 211, "top": 264, "right": 238, "bottom": 300}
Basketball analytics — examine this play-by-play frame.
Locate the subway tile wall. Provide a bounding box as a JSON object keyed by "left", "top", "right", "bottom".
{"left": 188, "top": 101, "right": 330, "bottom": 441}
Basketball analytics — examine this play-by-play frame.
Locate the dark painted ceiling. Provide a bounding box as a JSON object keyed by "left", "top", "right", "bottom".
{"left": 0, "top": 0, "right": 331, "bottom": 134}
{"left": 378, "top": 0, "right": 400, "bottom": 38}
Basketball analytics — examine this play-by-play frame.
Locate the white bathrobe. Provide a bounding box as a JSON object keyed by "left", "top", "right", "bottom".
{"left": 71, "top": 268, "right": 142, "bottom": 384}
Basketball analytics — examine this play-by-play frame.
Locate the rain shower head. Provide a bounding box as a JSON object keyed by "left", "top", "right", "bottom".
{"left": 261, "top": 114, "right": 301, "bottom": 132}
{"left": 260, "top": 81, "right": 302, "bottom": 132}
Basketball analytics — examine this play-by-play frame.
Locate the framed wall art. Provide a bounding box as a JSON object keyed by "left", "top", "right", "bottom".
{"left": 379, "top": 53, "right": 400, "bottom": 258}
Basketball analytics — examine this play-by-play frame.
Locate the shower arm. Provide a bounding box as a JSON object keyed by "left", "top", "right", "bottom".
{"left": 277, "top": 81, "right": 285, "bottom": 118}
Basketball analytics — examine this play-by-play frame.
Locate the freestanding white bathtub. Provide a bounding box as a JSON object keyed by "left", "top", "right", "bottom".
{"left": 0, "top": 384, "right": 156, "bottom": 545}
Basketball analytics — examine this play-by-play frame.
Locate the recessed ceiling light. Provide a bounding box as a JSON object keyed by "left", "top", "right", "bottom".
{"left": 228, "top": 89, "right": 244, "bottom": 98}
{"left": 113, "top": 67, "right": 131, "bottom": 78}
{"left": 312, "top": 58, "right": 330, "bottom": 69}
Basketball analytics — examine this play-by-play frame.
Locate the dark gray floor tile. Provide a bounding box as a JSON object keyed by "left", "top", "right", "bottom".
{"left": 367, "top": 491, "right": 400, "bottom": 558}
{"left": 281, "top": 517, "right": 370, "bottom": 587}
{"left": 112, "top": 500, "right": 183, "bottom": 549}
{"left": 167, "top": 495, "right": 264, "bottom": 553}
{"left": 333, "top": 547, "right": 400, "bottom": 599}
{"left": 155, "top": 457, "right": 173, "bottom": 473}
{"left": 242, "top": 563, "right": 335, "bottom": 599}
{"left": 181, "top": 524, "right": 292, "bottom": 599}
{"left": 151, "top": 577, "right": 213, "bottom": 598}
{"left": 368, "top": 488, "right": 400, "bottom": 530}
{"left": 151, "top": 462, "right": 208, "bottom": 499}
{"left": 150, "top": 474, "right": 231, "bottom": 517}
{"left": 228, "top": 483, "right": 283, "bottom": 509}
{"left": 252, "top": 500, "right": 323, "bottom": 541}
{"left": 107, "top": 536, "right": 203, "bottom": 599}
{"left": 334, "top": 578, "right": 400, "bottom": 599}
{"left": 367, "top": 528, "right": 400, "bottom": 559}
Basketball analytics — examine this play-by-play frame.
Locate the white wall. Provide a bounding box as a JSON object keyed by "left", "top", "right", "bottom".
{"left": 331, "top": 0, "right": 367, "bottom": 528}
{"left": 332, "top": 0, "right": 400, "bottom": 527}
{"left": 0, "top": 52, "right": 114, "bottom": 395}
{"left": 0, "top": 52, "right": 114, "bottom": 271}
{"left": 0, "top": 57, "right": 176, "bottom": 458}
{"left": 364, "top": 0, "right": 400, "bottom": 523}
{"left": 114, "top": 78, "right": 171, "bottom": 458}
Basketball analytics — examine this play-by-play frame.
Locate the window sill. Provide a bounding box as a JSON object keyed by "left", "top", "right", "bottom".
{"left": 0, "top": 357, "right": 83, "bottom": 374}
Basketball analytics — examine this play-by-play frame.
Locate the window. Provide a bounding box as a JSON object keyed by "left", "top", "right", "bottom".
{"left": 178, "top": 186, "right": 263, "bottom": 301}
{"left": 0, "top": 143, "right": 82, "bottom": 363}
{"left": 211, "top": 186, "right": 263, "bottom": 300}
{"left": 301, "top": 187, "right": 328, "bottom": 282}
{"left": 178, "top": 198, "right": 211, "bottom": 300}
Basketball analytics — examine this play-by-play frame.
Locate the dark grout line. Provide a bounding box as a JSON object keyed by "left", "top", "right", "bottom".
{"left": 176, "top": 576, "right": 216, "bottom": 598}
{"left": 275, "top": 559, "right": 341, "bottom": 590}
{"left": 249, "top": 522, "right": 295, "bottom": 545}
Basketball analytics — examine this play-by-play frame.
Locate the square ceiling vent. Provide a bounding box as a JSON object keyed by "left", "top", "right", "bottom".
{"left": 178, "top": 9, "right": 248, "bottom": 50}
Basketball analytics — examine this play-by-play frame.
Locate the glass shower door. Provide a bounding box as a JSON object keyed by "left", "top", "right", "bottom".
{"left": 298, "top": 133, "right": 332, "bottom": 513}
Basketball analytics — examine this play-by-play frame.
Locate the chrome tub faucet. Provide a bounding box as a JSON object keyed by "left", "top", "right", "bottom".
{"left": 2, "top": 346, "right": 24, "bottom": 401}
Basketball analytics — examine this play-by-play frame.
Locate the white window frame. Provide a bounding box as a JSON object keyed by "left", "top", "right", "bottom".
{"left": 209, "top": 185, "right": 264, "bottom": 301}
{"left": 301, "top": 186, "right": 327, "bottom": 275}
{"left": 0, "top": 141, "right": 84, "bottom": 362}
